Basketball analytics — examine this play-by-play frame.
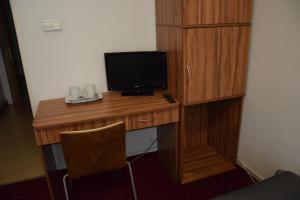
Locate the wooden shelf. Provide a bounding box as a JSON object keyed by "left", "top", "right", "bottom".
{"left": 179, "top": 98, "right": 242, "bottom": 183}
{"left": 181, "top": 145, "right": 235, "bottom": 183}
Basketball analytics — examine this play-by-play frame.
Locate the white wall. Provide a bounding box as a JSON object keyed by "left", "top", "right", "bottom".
{"left": 239, "top": 0, "right": 300, "bottom": 179}
{"left": 0, "top": 51, "right": 13, "bottom": 104}
{"left": 10, "top": 0, "right": 157, "bottom": 113}
{"left": 10, "top": 0, "right": 158, "bottom": 161}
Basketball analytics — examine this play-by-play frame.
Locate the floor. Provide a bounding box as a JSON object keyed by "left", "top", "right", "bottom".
{"left": 0, "top": 105, "right": 44, "bottom": 185}
{"left": 0, "top": 152, "right": 253, "bottom": 200}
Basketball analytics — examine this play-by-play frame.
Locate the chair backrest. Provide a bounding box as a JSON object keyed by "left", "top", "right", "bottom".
{"left": 60, "top": 121, "right": 127, "bottom": 179}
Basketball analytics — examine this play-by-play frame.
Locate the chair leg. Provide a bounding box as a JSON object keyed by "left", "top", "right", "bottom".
{"left": 63, "top": 174, "right": 70, "bottom": 200}
{"left": 127, "top": 161, "right": 138, "bottom": 200}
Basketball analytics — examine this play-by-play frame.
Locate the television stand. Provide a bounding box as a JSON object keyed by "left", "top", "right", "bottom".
{"left": 121, "top": 89, "right": 154, "bottom": 96}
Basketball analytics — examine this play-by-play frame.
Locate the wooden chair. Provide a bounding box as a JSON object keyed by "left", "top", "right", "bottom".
{"left": 60, "top": 121, "right": 137, "bottom": 200}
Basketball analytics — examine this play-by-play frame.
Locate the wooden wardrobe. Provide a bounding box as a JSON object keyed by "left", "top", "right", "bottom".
{"left": 156, "top": 0, "right": 253, "bottom": 184}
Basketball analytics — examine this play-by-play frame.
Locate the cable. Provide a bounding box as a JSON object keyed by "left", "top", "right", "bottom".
{"left": 237, "top": 158, "right": 256, "bottom": 183}
{"left": 129, "top": 138, "right": 158, "bottom": 163}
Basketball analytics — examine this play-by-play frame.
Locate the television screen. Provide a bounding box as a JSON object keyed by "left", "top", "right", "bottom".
{"left": 104, "top": 51, "right": 167, "bottom": 91}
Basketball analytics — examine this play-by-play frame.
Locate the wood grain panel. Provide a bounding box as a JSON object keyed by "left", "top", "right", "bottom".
{"left": 179, "top": 98, "right": 242, "bottom": 183}
{"left": 183, "top": 27, "right": 218, "bottom": 103}
{"left": 181, "top": 145, "right": 235, "bottom": 183}
{"left": 39, "top": 147, "right": 56, "bottom": 200}
{"left": 33, "top": 92, "right": 179, "bottom": 145}
{"left": 155, "top": 0, "right": 251, "bottom": 185}
{"left": 35, "top": 107, "right": 179, "bottom": 146}
{"left": 155, "top": 0, "right": 182, "bottom": 26}
{"left": 156, "top": 26, "right": 184, "bottom": 102}
{"left": 183, "top": 26, "right": 250, "bottom": 105}
{"left": 208, "top": 98, "right": 242, "bottom": 164}
{"left": 34, "top": 117, "right": 123, "bottom": 146}
{"left": 33, "top": 91, "right": 179, "bottom": 129}
{"left": 183, "top": 104, "right": 209, "bottom": 148}
{"left": 60, "top": 122, "right": 126, "bottom": 179}
{"left": 218, "top": 26, "right": 250, "bottom": 97}
{"left": 125, "top": 108, "right": 179, "bottom": 131}
{"left": 157, "top": 123, "right": 178, "bottom": 182}
{"left": 183, "top": 0, "right": 252, "bottom": 25}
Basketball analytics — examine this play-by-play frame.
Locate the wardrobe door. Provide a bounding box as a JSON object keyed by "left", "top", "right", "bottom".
{"left": 183, "top": 26, "right": 250, "bottom": 105}
{"left": 183, "top": 0, "right": 252, "bottom": 26}
{"left": 183, "top": 27, "right": 218, "bottom": 104}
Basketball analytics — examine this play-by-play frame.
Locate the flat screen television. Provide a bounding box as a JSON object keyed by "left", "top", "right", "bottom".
{"left": 104, "top": 51, "right": 167, "bottom": 96}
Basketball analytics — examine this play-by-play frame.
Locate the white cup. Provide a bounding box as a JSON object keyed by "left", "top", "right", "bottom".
{"left": 69, "top": 86, "right": 80, "bottom": 101}
{"left": 85, "top": 84, "right": 96, "bottom": 99}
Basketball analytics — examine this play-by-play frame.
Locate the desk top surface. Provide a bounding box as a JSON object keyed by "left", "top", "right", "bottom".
{"left": 33, "top": 92, "right": 179, "bottom": 129}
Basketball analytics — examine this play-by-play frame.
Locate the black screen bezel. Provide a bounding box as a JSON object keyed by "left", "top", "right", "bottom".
{"left": 104, "top": 51, "right": 168, "bottom": 91}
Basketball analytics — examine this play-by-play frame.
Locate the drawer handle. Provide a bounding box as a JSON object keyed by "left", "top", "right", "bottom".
{"left": 137, "top": 118, "right": 157, "bottom": 122}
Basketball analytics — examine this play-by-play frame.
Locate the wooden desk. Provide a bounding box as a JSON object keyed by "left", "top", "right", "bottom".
{"left": 33, "top": 91, "right": 179, "bottom": 200}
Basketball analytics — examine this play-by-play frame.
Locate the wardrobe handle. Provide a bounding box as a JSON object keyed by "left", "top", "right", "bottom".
{"left": 186, "top": 64, "right": 191, "bottom": 85}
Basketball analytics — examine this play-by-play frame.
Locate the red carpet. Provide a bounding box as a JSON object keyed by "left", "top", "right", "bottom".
{"left": 0, "top": 152, "right": 252, "bottom": 200}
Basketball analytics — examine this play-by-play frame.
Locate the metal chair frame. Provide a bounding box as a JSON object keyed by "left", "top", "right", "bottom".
{"left": 62, "top": 161, "right": 137, "bottom": 200}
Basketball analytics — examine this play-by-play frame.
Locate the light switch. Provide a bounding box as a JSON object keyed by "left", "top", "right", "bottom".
{"left": 42, "top": 20, "right": 63, "bottom": 32}
{"left": 42, "top": 22, "right": 53, "bottom": 32}
{"left": 52, "top": 21, "right": 63, "bottom": 31}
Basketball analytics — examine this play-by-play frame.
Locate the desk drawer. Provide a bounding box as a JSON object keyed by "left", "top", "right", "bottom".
{"left": 34, "top": 117, "right": 124, "bottom": 145}
{"left": 125, "top": 108, "right": 179, "bottom": 131}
